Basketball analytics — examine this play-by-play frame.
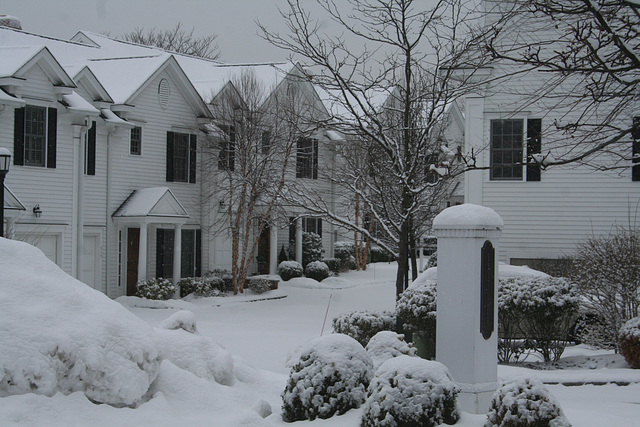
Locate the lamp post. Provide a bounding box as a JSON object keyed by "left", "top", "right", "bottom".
{"left": 0, "top": 147, "right": 11, "bottom": 238}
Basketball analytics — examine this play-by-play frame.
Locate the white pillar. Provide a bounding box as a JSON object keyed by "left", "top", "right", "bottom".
{"left": 137, "top": 224, "right": 148, "bottom": 282}
{"left": 173, "top": 224, "right": 182, "bottom": 284}
{"left": 464, "top": 96, "right": 485, "bottom": 205}
{"left": 269, "top": 218, "right": 278, "bottom": 274}
{"left": 433, "top": 203, "right": 502, "bottom": 414}
{"left": 295, "top": 217, "right": 303, "bottom": 265}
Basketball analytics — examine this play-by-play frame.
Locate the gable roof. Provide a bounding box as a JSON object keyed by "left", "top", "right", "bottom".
{"left": 3, "top": 184, "right": 26, "bottom": 212}
{"left": 0, "top": 45, "right": 75, "bottom": 87}
{"left": 112, "top": 187, "right": 188, "bottom": 219}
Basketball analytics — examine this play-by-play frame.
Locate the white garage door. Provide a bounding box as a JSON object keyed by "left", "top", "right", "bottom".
{"left": 17, "top": 234, "right": 59, "bottom": 266}
{"left": 82, "top": 235, "right": 100, "bottom": 290}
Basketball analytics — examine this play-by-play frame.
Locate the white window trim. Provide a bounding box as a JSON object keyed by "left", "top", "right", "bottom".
{"left": 129, "top": 124, "right": 143, "bottom": 157}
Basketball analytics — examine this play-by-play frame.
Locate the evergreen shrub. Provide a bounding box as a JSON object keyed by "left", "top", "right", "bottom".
{"left": 304, "top": 261, "right": 330, "bottom": 282}
{"left": 332, "top": 310, "right": 396, "bottom": 347}
{"left": 247, "top": 278, "right": 273, "bottom": 294}
{"left": 207, "top": 269, "right": 233, "bottom": 292}
{"left": 369, "top": 246, "right": 393, "bottom": 263}
{"left": 278, "top": 261, "right": 303, "bottom": 281}
{"left": 302, "top": 232, "right": 324, "bottom": 267}
{"left": 396, "top": 284, "right": 437, "bottom": 359}
{"left": 322, "top": 258, "right": 340, "bottom": 274}
{"left": 619, "top": 316, "right": 640, "bottom": 369}
{"left": 178, "top": 276, "right": 224, "bottom": 298}
{"left": 365, "top": 331, "right": 416, "bottom": 370}
{"left": 135, "top": 277, "right": 176, "bottom": 300}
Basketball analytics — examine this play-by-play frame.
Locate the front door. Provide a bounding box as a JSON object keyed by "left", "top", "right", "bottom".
{"left": 127, "top": 228, "right": 140, "bottom": 296}
{"left": 257, "top": 225, "right": 270, "bottom": 274}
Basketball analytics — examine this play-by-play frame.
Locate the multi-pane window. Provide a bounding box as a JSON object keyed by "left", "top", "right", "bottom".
{"left": 156, "top": 229, "right": 201, "bottom": 279}
{"left": 130, "top": 126, "right": 142, "bottom": 155}
{"left": 296, "top": 137, "right": 318, "bottom": 179}
{"left": 289, "top": 217, "right": 323, "bottom": 243}
{"left": 218, "top": 125, "right": 236, "bottom": 171}
{"left": 166, "top": 131, "right": 196, "bottom": 183}
{"left": 24, "top": 105, "right": 47, "bottom": 166}
{"left": 490, "top": 119, "right": 523, "bottom": 180}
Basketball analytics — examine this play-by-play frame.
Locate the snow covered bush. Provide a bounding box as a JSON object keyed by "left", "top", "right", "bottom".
{"left": 498, "top": 276, "right": 579, "bottom": 363}
{"left": 619, "top": 316, "right": 640, "bottom": 369}
{"left": 498, "top": 278, "right": 528, "bottom": 364}
{"left": 282, "top": 334, "right": 374, "bottom": 422}
{"left": 361, "top": 356, "right": 460, "bottom": 427}
{"left": 278, "top": 260, "right": 303, "bottom": 281}
{"left": 427, "top": 250, "right": 437, "bottom": 268}
{"left": 160, "top": 310, "right": 198, "bottom": 333}
{"left": 323, "top": 257, "right": 340, "bottom": 274}
{"left": 370, "top": 246, "right": 393, "bottom": 263}
{"left": 572, "top": 226, "right": 640, "bottom": 348}
{"left": 305, "top": 260, "right": 330, "bottom": 282}
{"left": 136, "top": 277, "right": 176, "bottom": 300}
{"left": 179, "top": 276, "right": 224, "bottom": 298}
{"left": 485, "top": 378, "right": 570, "bottom": 427}
{"left": 302, "top": 231, "right": 324, "bottom": 267}
{"left": 366, "top": 331, "right": 417, "bottom": 369}
{"left": 334, "top": 241, "right": 356, "bottom": 271}
{"left": 247, "top": 278, "right": 272, "bottom": 294}
{"left": 207, "top": 268, "right": 234, "bottom": 292}
{"left": 332, "top": 310, "right": 396, "bottom": 347}
{"left": 396, "top": 284, "right": 437, "bottom": 359}
{"left": 0, "top": 238, "right": 163, "bottom": 407}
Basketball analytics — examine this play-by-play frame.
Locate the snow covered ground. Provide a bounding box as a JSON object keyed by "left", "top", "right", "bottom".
{"left": 1, "top": 238, "right": 639, "bottom": 426}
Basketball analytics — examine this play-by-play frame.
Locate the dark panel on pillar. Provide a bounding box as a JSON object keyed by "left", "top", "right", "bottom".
{"left": 480, "top": 240, "right": 495, "bottom": 339}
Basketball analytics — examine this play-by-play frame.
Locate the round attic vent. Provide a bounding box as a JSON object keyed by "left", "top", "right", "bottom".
{"left": 158, "top": 78, "right": 170, "bottom": 108}
{"left": 0, "top": 15, "right": 22, "bottom": 30}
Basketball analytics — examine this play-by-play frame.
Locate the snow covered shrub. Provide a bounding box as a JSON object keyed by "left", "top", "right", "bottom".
{"left": 302, "top": 231, "right": 324, "bottom": 267}
{"left": 485, "top": 378, "right": 570, "bottom": 427}
{"left": 136, "top": 277, "right": 176, "bottom": 300}
{"left": 159, "top": 310, "right": 198, "bottom": 333}
{"left": 207, "top": 268, "right": 234, "bottom": 292}
{"left": 370, "top": 246, "right": 393, "bottom": 263}
{"left": 278, "top": 260, "right": 303, "bottom": 281}
{"left": 282, "top": 334, "right": 373, "bottom": 422}
{"left": 619, "top": 317, "right": 640, "bottom": 369}
{"left": 427, "top": 250, "right": 437, "bottom": 268}
{"left": 568, "top": 312, "right": 614, "bottom": 349}
{"left": 396, "top": 284, "right": 437, "bottom": 359}
{"left": 361, "top": 356, "right": 460, "bottom": 427}
{"left": 278, "top": 244, "right": 289, "bottom": 264}
{"left": 247, "top": 278, "right": 272, "bottom": 294}
{"left": 498, "top": 278, "right": 528, "bottom": 364}
{"left": 572, "top": 226, "right": 640, "bottom": 348}
{"left": 305, "top": 260, "right": 330, "bottom": 282}
{"left": 334, "top": 241, "right": 356, "bottom": 271}
{"left": 178, "top": 276, "right": 224, "bottom": 298}
{"left": 323, "top": 257, "right": 340, "bottom": 274}
{"left": 498, "top": 276, "right": 579, "bottom": 363}
{"left": 332, "top": 310, "right": 396, "bottom": 347}
{"left": 0, "top": 238, "right": 163, "bottom": 407}
{"left": 366, "top": 331, "right": 417, "bottom": 369}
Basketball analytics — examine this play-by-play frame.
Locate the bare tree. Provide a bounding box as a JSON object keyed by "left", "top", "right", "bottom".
{"left": 120, "top": 22, "right": 220, "bottom": 60}
{"left": 483, "top": 0, "right": 640, "bottom": 171}
{"left": 260, "top": 0, "right": 492, "bottom": 297}
{"left": 202, "top": 68, "right": 321, "bottom": 294}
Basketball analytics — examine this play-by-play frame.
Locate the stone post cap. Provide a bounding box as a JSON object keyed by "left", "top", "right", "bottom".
{"left": 433, "top": 203, "right": 503, "bottom": 231}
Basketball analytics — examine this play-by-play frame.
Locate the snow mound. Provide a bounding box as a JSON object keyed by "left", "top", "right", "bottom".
{"left": 115, "top": 295, "right": 194, "bottom": 310}
{"left": 365, "top": 331, "right": 417, "bottom": 369}
{"left": 0, "top": 238, "right": 163, "bottom": 407}
{"left": 413, "top": 262, "right": 548, "bottom": 287}
{"left": 316, "top": 276, "right": 356, "bottom": 288}
{"left": 159, "top": 310, "right": 198, "bottom": 333}
{"left": 361, "top": 355, "right": 459, "bottom": 427}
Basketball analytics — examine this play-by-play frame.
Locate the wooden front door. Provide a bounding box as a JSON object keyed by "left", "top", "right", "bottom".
{"left": 126, "top": 228, "right": 140, "bottom": 296}
{"left": 257, "top": 225, "right": 270, "bottom": 274}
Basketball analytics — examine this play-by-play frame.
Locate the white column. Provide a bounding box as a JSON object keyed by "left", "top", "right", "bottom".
{"left": 269, "top": 218, "right": 278, "bottom": 274}
{"left": 137, "top": 223, "right": 148, "bottom": 282}
{"left": 173, "top": 224, "right": 182, "bottom": 285}
{"left": 433, "top": 203, "right": 502, "bottom": 414}
{"left": 464, "top": 96, "right": 485, "bottom": 205}
{"left": 295, "top": 218, "right": 303, "bottom": 264}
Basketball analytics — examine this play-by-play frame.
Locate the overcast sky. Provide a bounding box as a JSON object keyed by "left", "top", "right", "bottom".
{"left": 0, "top": 0, "right": 324, "bottom": 63}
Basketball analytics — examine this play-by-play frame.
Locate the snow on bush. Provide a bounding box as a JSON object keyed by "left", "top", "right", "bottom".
{"left": 136, "top": 277, "right": 177, "bottom": 300}
{"left": 278, "top": 260, "right": 303, "bottom": 281}
{"left": 304, "top": 260, "right": 330, "bottom": 282}
{"left": 0, "top": 238, "right": 163, "bottom": 407}
{"left": 323, "top": 257, "right": 340, "bottom": 274}
{"left": 282, "top": 334, "right": 374, "bottom": 422}
{"left": 365, "top": 331, "right": 417, "bottom": 369}
{"left": 396, "top": 283, "right": 437, "bottom": 332}
{"left": 485, "top": 378, "right": 570, "bottom": 427}
{"left": 302, "top": 231, "right": 324, "bottom": 267}
{"left": 332, "top": 310, "right": 396, "bottom": 347}
{"left": 247, "top": 278, "right": 272, "bottom": 294}
{"left": 361, "top": 355, "right": 460, "bottom": 427}
{"left": 178, "top": 276, "right": 224, "bottom": 298}
{"left": 159, "top": 310, "right": 198, "bottom": 333}
{"left": 619, "top": 316, "right": 640, "bottom": 369}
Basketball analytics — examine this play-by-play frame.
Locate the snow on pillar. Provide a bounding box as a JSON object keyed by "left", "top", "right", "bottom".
{"left": 295, "top": 218, "right": 303, "bottom": 265}
{"left": 137, "top": 224, "right": 148, "bottom": 282}
{"left": 432, "top": 203, "right": 503, "bottom": 414}
{"left": 269, "top": 217, "right": 278, "bottom": 274}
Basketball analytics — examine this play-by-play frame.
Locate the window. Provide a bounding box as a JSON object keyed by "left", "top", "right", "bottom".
{"left": 166, "top": 131, "right": 196, "bottom": 183}
{"left": 296, "top": 137, "right": 318, "bottom": 179}
{"left": 218, "top": 125, "right": 235, "bottom": 171}
{"left": 130, "top": 126, "right": 142, "bottom": 155}
{"left": 85, "top": 121, "right": 96, "bottom": 175}
{"left": 490, "top": 119, "right": 523, "bottom": 180}
{"left": 156, "top": 229, "right": 201, "bottom": 278}
{"left": 633, "top": 116, "right": 640, "bottom": 182}
{"left": 14, "top": 105, "right": 57, "bottom": 168}
{"left": 289, "top": 217, "right": 323, "bottom": 244}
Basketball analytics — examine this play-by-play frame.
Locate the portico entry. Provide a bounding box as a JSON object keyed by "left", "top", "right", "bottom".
{"left": 113, "top": 187, "right": 190, "bottom": 296}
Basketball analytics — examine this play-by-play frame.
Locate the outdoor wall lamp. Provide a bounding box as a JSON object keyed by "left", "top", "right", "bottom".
{"left": 33, "top": 204, "right": 42, "bottom": 218}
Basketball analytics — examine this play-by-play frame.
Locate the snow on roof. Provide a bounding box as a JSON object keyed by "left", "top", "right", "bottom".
{"left": 325, "top": 130, "right": 343, "bottom": 141}
{"left": 3, "top": 184, "right": 26, "bottom": 211}
{"left": 112, "top": 187, "right": 188, "bottom": 218}
{"left": 61, "top": 91, "right": 100, "bottom": 115}
{"left": 0, "top": 45, "right": 45, "bottom": 77}
{"left": 0, "top": 87, "right": 24, "bottom": 107}
{"left": 100, "top": 108, "right": 133, "bottom": 127}
{"left": 432, "top": 203, "right": 504, "bottom": 230}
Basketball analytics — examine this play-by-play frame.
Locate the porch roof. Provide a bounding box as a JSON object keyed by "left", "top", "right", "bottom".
{"left": 3, "top": 184, "right": 26, "bottom": 213}
{"left": 112, "top": 187, "right": 188, "bottom": 221}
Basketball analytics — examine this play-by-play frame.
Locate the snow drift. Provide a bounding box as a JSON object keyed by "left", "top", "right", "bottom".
{"left": 0, "top": 237, "right": 163, "bottom": 407}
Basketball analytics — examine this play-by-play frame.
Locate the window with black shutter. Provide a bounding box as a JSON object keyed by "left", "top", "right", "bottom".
{"left": 490, "top": 119, "right": 523, "bottom": 180}
{"left": 13, "top": 105, "right": 57, "bottom": 168}
{"left": 526, "top": 118, "right": 541, "bottom": 182}
{"left": 166, "top": 131, "right": 196, "bottom": 183}
{"left": 296, "top": 138, "right": 318, "bottom": 179}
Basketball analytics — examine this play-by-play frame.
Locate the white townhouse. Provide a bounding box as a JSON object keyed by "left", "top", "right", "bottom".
{"left": 453, "top": 2, "right": 640, "bottom": 267}
{"left": 0, "top": 24, "right": 344, "bottom": 297}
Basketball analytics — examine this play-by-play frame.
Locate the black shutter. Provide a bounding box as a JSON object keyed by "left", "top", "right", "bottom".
{"left": 189, "top": 134, "right": 197, "bottom": 183}
{"left": 633, "top": 117, "right": 640, "bottom": 181}
{"left": 156, "top": 229, "right": 165, "bottom": 277}
{"left": 313, "top": 138, "right": 318, "bottom": 179}
{"left": 296, "top": 139, "right": 303, "bottom": 178}
{"left": 317, "top": 218, "right": 322, "bottom": 238}
{"left": 13, "top": 107, "right": 24, "bottom": 166}
{"left": 526, "top": 118, "right": 541, "bottom": 182}
{"left": 46, "top": 107, "right": 57, "bottom": 168}
{"left": 87, "top": 121, "right": 96, "bottom": 176}
{"left": 195, "top": 229, "right": 202, "bottom": 277}
{"left": 166, "top": 131, "right": 175, "bottom": 182}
